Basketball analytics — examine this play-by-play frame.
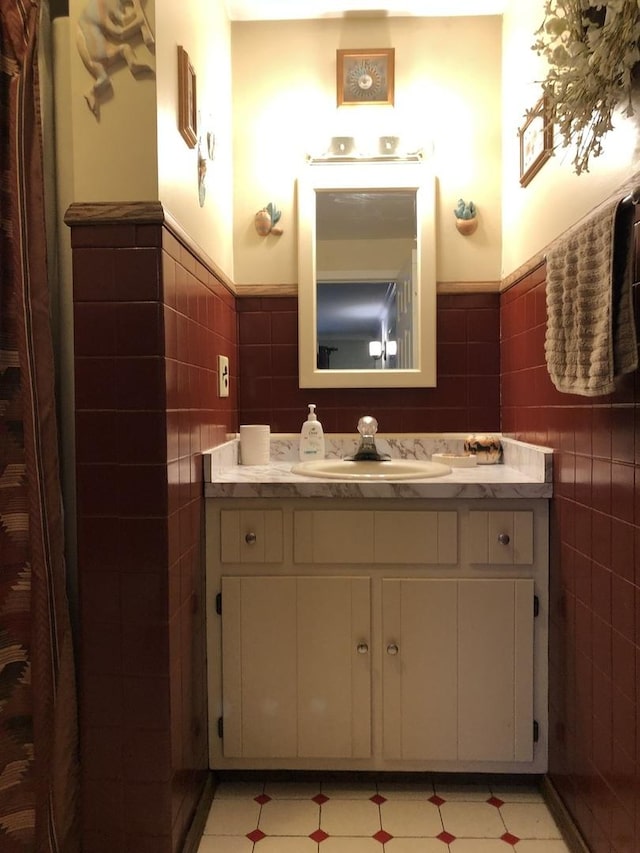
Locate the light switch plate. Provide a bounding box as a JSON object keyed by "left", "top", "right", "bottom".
{"left": 218, "top": 355, "right": 229, "bottom": 397}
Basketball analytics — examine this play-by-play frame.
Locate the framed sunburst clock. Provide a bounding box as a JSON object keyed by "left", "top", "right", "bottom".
{"left": 337, "top": 48, "right": 395, "bottom": 106}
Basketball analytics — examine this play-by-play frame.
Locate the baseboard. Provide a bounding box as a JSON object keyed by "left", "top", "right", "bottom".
{"left": 182, "top": 773, "right": 215, "bottom": 853}
{"left": 541, "top": 776, "right": 590, "bottom": 853}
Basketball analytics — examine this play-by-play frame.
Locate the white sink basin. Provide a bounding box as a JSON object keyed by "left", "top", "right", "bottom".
{"left": 291, "top": 458, "right": 452, "bottom": 480}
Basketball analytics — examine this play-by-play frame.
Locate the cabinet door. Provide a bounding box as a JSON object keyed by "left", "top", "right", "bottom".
{"left": 382, "top": 579, "right": 458, "bottom": 760}
{"left": 458, "top": 579, "right": 534, "bottom": 762}
{"left": 297, "top": 577, "right": 371, "bottom": 758}
{"left": 221, "top": 575, "right": 371, "bottom": 759}
{"left": 382, "top": 578, "right": 534, "bottom": 762}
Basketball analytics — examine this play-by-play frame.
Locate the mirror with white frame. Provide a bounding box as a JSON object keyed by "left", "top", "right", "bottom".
{"left": 297, "top": 163, "right": 436, "bottom": 388}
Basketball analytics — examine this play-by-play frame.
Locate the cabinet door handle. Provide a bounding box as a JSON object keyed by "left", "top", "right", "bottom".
{"left": 386, "top": 642, "right": 399, "bottom": 656}
{"left": 356, "top": 643, "right": 369, "bottom": 655}
{"left": 497, "top": 532, "right": 510, "bottom": 545}
{"left": 245, "top": 532, "right": 257, "bottom": 544}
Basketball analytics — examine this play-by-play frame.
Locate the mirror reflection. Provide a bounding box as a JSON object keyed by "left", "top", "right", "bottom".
{"left": 297, "top": 163, "right": 436, "bottom": 389}
{"left": 315, "top": 189, "right": 417, "bottom": 371}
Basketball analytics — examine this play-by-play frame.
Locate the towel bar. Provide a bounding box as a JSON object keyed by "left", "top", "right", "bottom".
{"left": 543, "top": 190, "right": 639, "bottom": 261}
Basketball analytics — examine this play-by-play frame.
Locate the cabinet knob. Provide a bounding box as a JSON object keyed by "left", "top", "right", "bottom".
{"left": 386, "top": 642, "right": 399, "bottom": 656}
{"left": 245, "top": 532, "right": 257, "bottom": 544}
{"left": 356, "top": 643, "right": 369, "bottom": 655}
{"left": 497, "top": 532, "right": 510, "bottom": 545}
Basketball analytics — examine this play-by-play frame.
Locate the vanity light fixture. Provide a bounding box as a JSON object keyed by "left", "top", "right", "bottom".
{"left": 307, "top": 137, "right": 423, "bottom": 163}
{"left": 369, "top": 341, "right": 383, "bottom": 359}
{"left": 369, "top": 340, "right": 397, "bottom": 360}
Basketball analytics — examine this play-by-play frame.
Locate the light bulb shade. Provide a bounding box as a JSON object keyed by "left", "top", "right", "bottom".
{"left": 386, "top": 340, "right": 398, "bottom": 357}
{"left": 369, "top": 341, "right": 383, "bottom": 358}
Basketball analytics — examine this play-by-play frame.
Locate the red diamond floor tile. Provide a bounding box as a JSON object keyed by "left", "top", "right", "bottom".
{"left": 313, "top": 793, "right": 330, "bottom": 804}
{"left": 254, "top": 794, "right": 271, "bottom": 804}
{"left": 437, "top": 831, "right": 456, "bottom": 844}
{"left": 429, "top": 794, "right": 446, "bottom": 806}
{"left": 310, "top": 829, "right": 329, "bottom": 842}
{"left": 487, "top": 796, "right": 504, "bottom": 808}
{"left": 247, "top": 829, "right": 266, "bottom": 842}
{"left": 373, "top": 830, "right": 393, "bottom": 844}
{"left": 370, "top": 794, "right": 387, "bottom": 804}
{"left": 501, "top": 832, "right": 520, "bottom": 845}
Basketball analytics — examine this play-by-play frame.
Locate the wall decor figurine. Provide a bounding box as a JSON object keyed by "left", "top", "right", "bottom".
{"left": 76, "top": 0, "right": 155, "bottom": 117}
{"left": 337, "top": 48, "right": 395, "bottom": 106}
{"left": 198, "top": 143, "right": 207, "bottom": 207}
{"left": 207, "top": 130, "right": 216, "bottom": 161}
{"left": 454, "top": 199, "right": 478, "bottom": 236}
{"left": 254, "top": 203, "right": 283, "bottom": 236}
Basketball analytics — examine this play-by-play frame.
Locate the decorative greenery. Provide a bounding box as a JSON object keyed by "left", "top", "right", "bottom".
{"left": 532, "top": 0, "right": 640, "bottom": 175}
{"left": 454, "top": 199, "right": 477, "bottom": 220}
{"left": 266, "top": 202, "right": 281, "bottom": 226}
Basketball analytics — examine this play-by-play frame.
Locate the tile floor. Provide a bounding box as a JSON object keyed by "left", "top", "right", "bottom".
{"left": 197, "top": 778, "right": 571, "bottom": 853}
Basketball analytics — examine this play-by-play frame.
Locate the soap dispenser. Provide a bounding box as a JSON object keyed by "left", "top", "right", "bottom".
{"left": 299, "top": 403, "right": 325, "bottom": 460}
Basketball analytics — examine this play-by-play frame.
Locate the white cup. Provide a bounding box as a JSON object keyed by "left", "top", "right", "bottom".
{"left": 239, "top": 424, "right": 270, "bottom": 465}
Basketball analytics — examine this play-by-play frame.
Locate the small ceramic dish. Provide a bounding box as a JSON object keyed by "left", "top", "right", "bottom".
{"left": 431, "top": 453, "right": 478, "bottom": 468}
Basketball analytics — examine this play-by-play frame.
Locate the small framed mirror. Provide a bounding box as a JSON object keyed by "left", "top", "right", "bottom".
{"left": 297, "top": 163, "right": 436, "bottom": 388}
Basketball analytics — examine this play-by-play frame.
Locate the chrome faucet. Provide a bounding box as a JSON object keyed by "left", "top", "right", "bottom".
{"left": 345, "top": 416, "right": 391, "bottom": 462}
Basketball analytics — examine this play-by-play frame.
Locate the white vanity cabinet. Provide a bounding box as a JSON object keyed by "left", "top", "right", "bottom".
{"left": 206, "top": 498, "right": 548, "bottom": 774}
{"left": 381, "top": 577, "right": 534, "bottom": 764}
{"left": 220, "top": 574, "right": 372, "bottom": 760}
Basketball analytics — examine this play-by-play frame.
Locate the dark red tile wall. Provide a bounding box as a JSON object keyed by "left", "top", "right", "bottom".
{"left": 237, "top": 292, "right": 501, "bottom": 432}
{"left": 72, "top": 219, "right": 237, "bottom": 853}
{"left": 500, "top": 218, "right": 640, "bottom": 853}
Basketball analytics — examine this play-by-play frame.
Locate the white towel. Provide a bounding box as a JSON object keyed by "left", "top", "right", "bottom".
{"left": 544, "top": 196, "right": 638, "bottom": 396}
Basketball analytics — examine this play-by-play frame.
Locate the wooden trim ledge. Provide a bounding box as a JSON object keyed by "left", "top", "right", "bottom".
{"left": 437, "top": 280, "right": 500, "bottom": 294}
{"left": 234, "top": 283, "right": 298, "bottom": 298}
{"left": 64, "top": 201, "right": 237, "bottom": 296}
{"left": 500, "top": 253, "right": 546, "bottom": 293}
{"left": 64, "top": 200, "right": 165, "bottom": 225}
{"left": 234, "top": 281, "right": 501, "bottom": 298}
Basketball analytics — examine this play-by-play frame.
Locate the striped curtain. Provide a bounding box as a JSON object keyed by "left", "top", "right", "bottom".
{"left": 0, "top": 2, "right": 79, "bottom": 851}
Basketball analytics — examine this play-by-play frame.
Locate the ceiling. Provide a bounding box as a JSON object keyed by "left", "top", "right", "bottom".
{"left": 225, "top": 1, "right": 507, "bottom": 21}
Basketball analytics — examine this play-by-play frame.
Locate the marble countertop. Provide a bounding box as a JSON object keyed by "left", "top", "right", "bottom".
{"left": 203, "top": 434, "right": 553, "bottom": 500}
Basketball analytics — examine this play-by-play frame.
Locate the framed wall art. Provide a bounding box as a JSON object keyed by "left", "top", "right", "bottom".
{"left": 519, "top": 95, "right": 553, "bottom": 187}
{"left": 337, "top": 48, "right": 395, "bottom": 106}
{"left": 178, "top": 45, "right": 197, "bottom": 148}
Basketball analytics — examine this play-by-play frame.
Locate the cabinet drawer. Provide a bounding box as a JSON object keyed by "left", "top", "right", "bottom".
{"left": 468, "top": 511, "right": 533, "bottom": 565}
{"left": 294, "top": 510, "right": 457, "bottom": 564}
{"left": 294, "top": 511, "right": 374, "bottom": 563}
{"left": 374, "top": 511, "right": 457, "bottom": 564}
{"left": 220, "top": 510, "right": 283, "bottom": 563}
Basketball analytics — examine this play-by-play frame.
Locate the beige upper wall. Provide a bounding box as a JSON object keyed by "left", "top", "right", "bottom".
{"left": 231, "top": 16, "right": 503, "bottom": 286}
{"left": 501, "top": 0, "right": 640, "bottom": 279}
{"left": 155, "top": 0, "right": 234, "bottom": 278}
{"left": 58, "top": 1, "right": 235, "bottom": 280}
{"left": 57, "top": 2, "right": 640, "bottom": 288}
{"left": 65, "top": 0, "right": 159, "bottom": 200}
